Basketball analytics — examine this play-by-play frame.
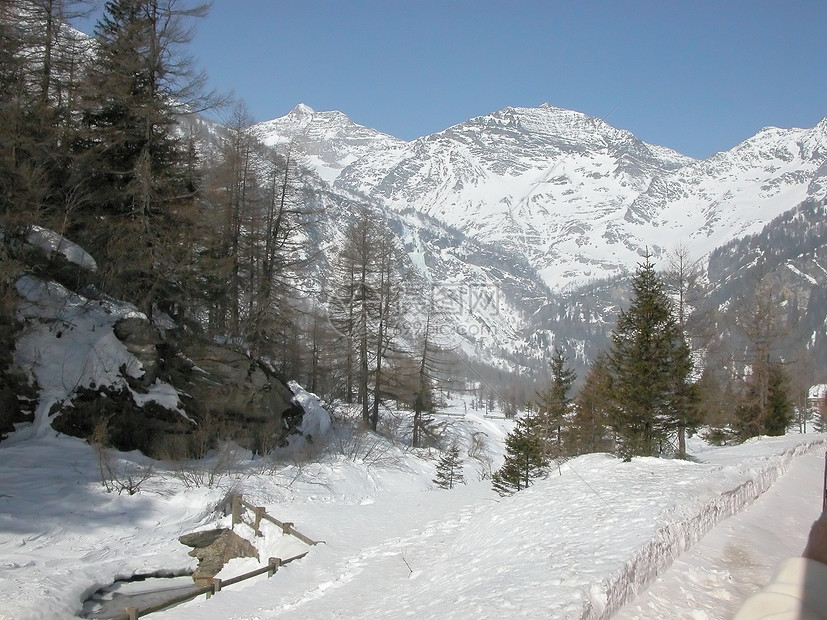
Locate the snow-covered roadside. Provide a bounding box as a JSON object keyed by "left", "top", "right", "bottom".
{"left": 616, "top": 449, "right": 827, "bottom": 619}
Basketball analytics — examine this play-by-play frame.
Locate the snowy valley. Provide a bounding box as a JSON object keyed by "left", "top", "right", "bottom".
{"left": 3, "top": 6, "right": 827, "bottom": 617}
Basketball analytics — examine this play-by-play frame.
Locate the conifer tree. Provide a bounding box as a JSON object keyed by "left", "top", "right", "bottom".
{"left": 75, "top": 0, "right": 213, "bottom": 317}
{"left": 535, "top": 347, "right": 576, "bottom": 457}
{"left": 607, "top": 253, "right": 695, "bottom": 460}
{"left": 569, "top": 352, "right": 613, "bottom": 455}
{"left": 433, "top": 444, "right": 465, "bottom": 489}
{"left": 764, "top": 362, "right": 793, "bottom": 435}
{"left": 492, "top": 413, "right": 547, "bottom": 495}
{"left": 326, "top": 207, "right": 407, "bottom": 430}
{"left": 737, "top": 360, "right": 793, "bottom": 438}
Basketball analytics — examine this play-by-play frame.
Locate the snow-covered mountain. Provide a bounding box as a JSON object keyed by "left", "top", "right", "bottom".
{"left": 256, "top": 104, "right": 406, "bottom": 184}
{"left": 255, "top": 104, "right": 827, "bottom": 292}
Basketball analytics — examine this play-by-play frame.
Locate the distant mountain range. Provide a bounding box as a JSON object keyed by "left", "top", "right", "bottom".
{"left": 253, "top": 103, "right": 827, "bottom": 383}
{"left": 255, "top": 103, "right": 827, "bottom": 292}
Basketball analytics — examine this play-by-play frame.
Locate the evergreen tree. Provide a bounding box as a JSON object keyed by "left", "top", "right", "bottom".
{"left": 492, "top": 412, "right": 547, "bottom": 495}
{"left": 729, "top": 279, "right": 790, "bottom": 440}
{"left": 433, "top": 444, "right": 465, "bottom": 489}
{"left": 535, "top": 347, "right": 576, "bottom": 457}
{"left": 569, "top": 352, "right": 613, "bottom": 455}
{"left": 737, "top": 360, "right": 793, "bottom": 438}
{"left": 74, "top": 0, "right": 212, "bottom": 317}
{"left": 764, "top": 362, "right": 793, "bottom": 435}
{"left": 607, "top": 253, "right": 695, "bottom": 460}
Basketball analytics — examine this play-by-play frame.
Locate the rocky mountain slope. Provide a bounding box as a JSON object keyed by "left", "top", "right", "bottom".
{"left": 257, "top": 104, "right": 827, "bottom": 294}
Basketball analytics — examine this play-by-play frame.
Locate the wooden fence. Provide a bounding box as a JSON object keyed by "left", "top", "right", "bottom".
{"left": 111, "top": 495, "right": 319, "bottom": 619}
{"left": 231, "top": 494, "right": 322, "bottom": 546}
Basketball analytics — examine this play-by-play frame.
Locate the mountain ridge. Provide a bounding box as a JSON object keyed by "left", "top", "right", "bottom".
{"left": 255, "top": 103, "right": 827, "bottom": 292}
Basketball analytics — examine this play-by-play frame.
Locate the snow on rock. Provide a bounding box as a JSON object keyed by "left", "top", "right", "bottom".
{"left": 12, "top": 276, "right": 183, "bottom": 440}
{"left": 288, "top": 382, "right": 332, "bottom": 441}
{"left": 26, "top": 225, "right": 98, "bottom": 272}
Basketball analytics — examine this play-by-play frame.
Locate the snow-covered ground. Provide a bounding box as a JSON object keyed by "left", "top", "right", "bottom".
{"left": 616, "top": 448, "right": 826, "bottom": 619}
{"left": 0, "top": 391, "right": 824, "bottom": 619}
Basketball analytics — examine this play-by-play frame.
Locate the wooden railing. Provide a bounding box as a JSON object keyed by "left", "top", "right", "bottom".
{"left": 117, "top": 555, "right": 305, "bottom": 619}
{"left": 231, "top": 494, "right": 322, "bottom": 546}
{"left": 111, "top": 495, "right": 318, "bottom": 619}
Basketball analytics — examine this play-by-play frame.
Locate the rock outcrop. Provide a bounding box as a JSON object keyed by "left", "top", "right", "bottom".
{"left": 50, "top": 313, "right": 304, "bottom": 457}
{"left": 179, "top": 528, "right": 259, "bottom": 581}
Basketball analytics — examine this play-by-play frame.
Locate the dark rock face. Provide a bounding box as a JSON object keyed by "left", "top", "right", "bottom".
{"left": 113, "top": 317, "right": 164, "bottom": 387}
{"left": 49, "top": 315, "right": 304, "bottom": 457}
{"left": 179, "top": 528, "right": 259, "bottom": 580}
{"left": 180, "top": 342, "right": 304, "bottom": 446}
{"left": 0, "top": 366, "right": 35, "bottom": 440}
{"left": 0, "top": 317, "right": 35, "bottom": 440}
{"left": 50, "top": 384, "right": 195, "bottom": 455}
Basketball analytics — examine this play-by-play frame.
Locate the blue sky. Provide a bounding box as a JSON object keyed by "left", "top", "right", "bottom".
{"left": 88, "top": 1, "right": 827, "bottom": 159}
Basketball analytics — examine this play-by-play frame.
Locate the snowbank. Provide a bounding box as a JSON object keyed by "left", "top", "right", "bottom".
{"left": 12, "top": 276, "right": 184, "bottom": 442}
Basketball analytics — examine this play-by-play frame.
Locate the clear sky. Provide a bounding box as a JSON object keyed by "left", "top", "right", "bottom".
{"left": 83, "top": 0, "right": 827, "bottom": 160}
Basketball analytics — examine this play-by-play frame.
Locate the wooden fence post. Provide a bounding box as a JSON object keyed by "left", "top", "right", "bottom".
{"left": 125, "top": 606, "right": 138, "bottom": 620}
{"left": 206, "top": 577, "right": 222, "bottom": 600}
{"left": 254, "top": 507, "right": 264, "bottom": 537}
{"left": 268, "top": 557, "right": 282, "bottom": 577}
{"left": 232, "top": 494, "right": 241, "bottom": 528}
{"left": 281, "top": 521, "right": 293, "bottom": 535}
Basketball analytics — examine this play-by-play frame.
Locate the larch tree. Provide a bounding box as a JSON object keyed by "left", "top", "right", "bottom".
{"left": 327, "top": 207, "right": 407, "bottom": 430}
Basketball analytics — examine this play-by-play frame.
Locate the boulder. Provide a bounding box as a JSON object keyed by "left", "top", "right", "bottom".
{"left": 179, "top": 528, "right": 259, "bottom": 580}
{"left": 51, "top": 332, "right": 306, "bottom": 456}
{"left": 179, "top": 342, "right": 304, "bottom": 451}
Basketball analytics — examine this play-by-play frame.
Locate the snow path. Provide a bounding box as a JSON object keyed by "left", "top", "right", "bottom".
{"left": 149, "top": 437, "right": 825, "bottom": 620}
{"left": 615, "top": 449, "right": 826, "bottom": 619}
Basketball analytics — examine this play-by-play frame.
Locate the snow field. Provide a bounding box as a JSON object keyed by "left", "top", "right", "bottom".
{"left": 0, "top": 392, "right": 824, "bottom": 619}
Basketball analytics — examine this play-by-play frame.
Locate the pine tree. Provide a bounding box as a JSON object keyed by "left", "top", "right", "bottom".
{"left": 737, "top": 360, "right": 793, "bottom": 438}
{"left": 764, "top": 362, "right": 793, "bottom": 435}
{"left": 535, "top": 347, "right": 576, "bottom": 458}
{"left": 74, "top": 0, "right": 213, "bottom": 317}
{"left": 608, "top": 252, "right": 695, "bottom": 460}
{"left": 730, "top": 279, "right": 790, "bottom": 440}
{"left": 433, "top": 444, "right": 465, "bottom": 489}
{"left": 492, "top": 413, "right": 547, "bottom": 495}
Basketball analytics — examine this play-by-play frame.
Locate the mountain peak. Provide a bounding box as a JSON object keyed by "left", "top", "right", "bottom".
{"left": 289, "top": 103, "right": 315, "bottom": 117}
